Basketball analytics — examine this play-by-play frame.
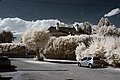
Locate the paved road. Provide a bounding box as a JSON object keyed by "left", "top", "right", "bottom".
{"left": 0, "top": 58, "right": 120, "bottom": 80}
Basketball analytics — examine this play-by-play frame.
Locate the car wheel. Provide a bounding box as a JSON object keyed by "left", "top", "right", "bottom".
{"left": 88, "top": 64, "right": 93, "bottom": 68}
{"left": 78, "top": 63, "right": 81, "bottom": 67}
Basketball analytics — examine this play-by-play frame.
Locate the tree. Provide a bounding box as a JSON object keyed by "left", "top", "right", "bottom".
{"left": 98, "top": 17, "right": 112, "bottom": 27}
{"left": 97, "top": 25, "right": 119, "bottom": 36}
{"left": 75, "top": 42, "right": 87, "bottom": 61}
{"left": 1, "top": 31, "right": 14, "bottom": 43}
{"left": 75, "top": 35, "right": 120, "bottom": 65}
{"left": 83, "top": 22, "right": 92, "bottom": 35}
{"left": 22, "top": 28, "right": 50, "bottom": 60}
{"left": 94, "top": 17, "right": 119, "bottom": 36}
{"left": 0, "top": 33, "right": 7, "bottom": 43}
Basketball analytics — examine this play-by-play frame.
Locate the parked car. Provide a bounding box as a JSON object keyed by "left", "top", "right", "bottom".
{"left": 78, "top": 56, "right": 102, "bottom": 68}
{"left": 0, "top": 56, "right": 11, "bottom": 67}
{"left": 0, "top": 56, "right": 16, "bottom": 72}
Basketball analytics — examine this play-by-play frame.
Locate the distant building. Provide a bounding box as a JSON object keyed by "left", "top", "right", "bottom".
{"left": 48, "top": 26, "right": 87, "bottom": 37}
{"left": 46, "top": 24, "right": 90, "bottom": 60}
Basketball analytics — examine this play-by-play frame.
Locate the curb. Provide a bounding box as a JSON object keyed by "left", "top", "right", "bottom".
{"left": 44, "top": 59, "right": 77, "bottom": 64}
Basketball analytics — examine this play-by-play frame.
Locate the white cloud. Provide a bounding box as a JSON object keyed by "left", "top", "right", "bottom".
{"left": 0, "top": 17, "right": 65, "bottom": 42}
{"left": 0, "top": 17, "right": 63, "bottom": 32}
{"left": 2, "top": 26, "right": 11, "bottom": 31}
{"left": 104, "top": 8, "right": 120, "bottom": 17}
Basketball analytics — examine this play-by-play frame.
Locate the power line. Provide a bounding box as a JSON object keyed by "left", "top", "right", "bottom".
{"left": 19, "top": 0, "right": 119, "bottom": 7}
{"left": 0, "top": 1, "right": 38, "bottom": 18}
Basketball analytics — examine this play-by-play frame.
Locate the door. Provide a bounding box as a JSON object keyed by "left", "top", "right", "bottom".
{"left": 81, "top": 57, "right": 87, "bottom": 66}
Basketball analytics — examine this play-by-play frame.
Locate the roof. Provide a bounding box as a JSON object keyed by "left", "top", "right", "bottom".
{"left": 48, "top": 26, "right": 86, "bottom": 37}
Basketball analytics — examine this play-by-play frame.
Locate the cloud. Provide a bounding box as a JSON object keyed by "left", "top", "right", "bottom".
{"left": 0, "top": 17, "right": 65, "bottom": 42}
{"left": 0, "top": 17, "right": 66, "bottom": 33}
{"left": 0, "top": 17, "right": 63, "bottom": 32}
{"left": 104, "top": 8, "right": 120, "bottom": 17}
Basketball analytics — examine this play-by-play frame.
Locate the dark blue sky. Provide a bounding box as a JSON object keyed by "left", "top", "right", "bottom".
{"left": 0, "top": 0, "right": 120, "bottom": 27}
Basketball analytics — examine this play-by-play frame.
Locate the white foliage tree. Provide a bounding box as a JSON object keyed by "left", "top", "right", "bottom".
{"left": 93, "top": 17, "right": 119, "bottom": 36}
{"left": 22, "top": 28, "right": 50, "bottom": 60}
{"left": 44, "top": 35, "right": 90, "bottom": 59}
{"left": 97, "top": 25, "right": 119, "bottom": 36}
{"left": 75, "top": 43, "right": 87, "bottom": 61}
{"left": 75, "top": 35, "right": 120, "bottom": 64}
{"left": 98, "top": 17, "right": 112, "bottom": 27}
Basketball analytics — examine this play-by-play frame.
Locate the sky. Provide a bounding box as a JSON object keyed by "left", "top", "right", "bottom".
{"left": 0, "top": 0, "right": 120, "bottom": 27}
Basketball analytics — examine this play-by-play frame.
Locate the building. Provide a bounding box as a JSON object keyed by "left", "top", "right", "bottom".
{"left": 48, "top": 25, "right": 87, "bottom": 37}
{"left": 46, "top": 24, "right": 89, "bottom": 60}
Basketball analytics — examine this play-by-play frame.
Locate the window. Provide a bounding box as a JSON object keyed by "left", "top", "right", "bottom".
{"left": 88, "top": 57, "right": 92, "bottom": 60}
{"left": 82, "top": 57, "right": 87, "bottom": 60}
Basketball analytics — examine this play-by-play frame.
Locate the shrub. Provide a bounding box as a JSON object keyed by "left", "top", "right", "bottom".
{"left": 44, "top": 35, "right": 90, "bottom": 59}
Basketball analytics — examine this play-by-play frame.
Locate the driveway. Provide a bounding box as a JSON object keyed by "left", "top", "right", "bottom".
{"left": 0, "top": 58, "right": 120, "bottom": 80}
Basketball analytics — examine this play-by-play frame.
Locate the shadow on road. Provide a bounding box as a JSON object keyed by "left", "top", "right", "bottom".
{"left": 0, "top": 65, "right": 17, "bottom": 72}
{"left": 17, "top": 69, "right": 68, "bottom": 71}
{"left": 0, "top": 76, "right": 12, "bottom": 80}
{"left": 90, "top": 66, "right": 108, "bottom": 69}
{"left": 45, "top": 61, "right": 77, "bottom": 64}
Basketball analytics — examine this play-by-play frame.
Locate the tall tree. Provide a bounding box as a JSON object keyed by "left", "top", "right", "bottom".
{"left": 97, "top": 17, "right": 119, "bottom": 36}
{"left": 22, "top": 28, "right": 50, "bottom": 60}
{"left": 98, "top": 17, "right": 112, "bottom": 27}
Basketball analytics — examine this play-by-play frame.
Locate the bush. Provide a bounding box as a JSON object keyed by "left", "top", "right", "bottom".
{"left": 44, "top": 35, "right": 90, "bottom": 59}
{"left": 75, "top": 35, "right": 120, "bottom": 64}
{"left": 0, "top": 43, "right": 28, "bottom": 57}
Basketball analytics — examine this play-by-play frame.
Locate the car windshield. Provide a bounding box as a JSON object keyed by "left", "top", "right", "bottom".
{"left": 93, "top": 57, "right": 100, "bottom": 60}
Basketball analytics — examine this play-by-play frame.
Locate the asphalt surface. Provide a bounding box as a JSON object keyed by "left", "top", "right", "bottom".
{"left": 0, "top": 58, "right": 120, "bottom": 80}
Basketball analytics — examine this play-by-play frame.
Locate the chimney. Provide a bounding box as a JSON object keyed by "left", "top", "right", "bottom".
{"left": 75, "top": 24, "right": 79, "bottom": 32}
{"left": 56, "top": 22, "right": 60, "bottom": 30}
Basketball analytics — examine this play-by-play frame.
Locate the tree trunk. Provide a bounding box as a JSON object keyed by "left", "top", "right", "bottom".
{"left": 35, "top": 48, "right": 44, "bottom": 61}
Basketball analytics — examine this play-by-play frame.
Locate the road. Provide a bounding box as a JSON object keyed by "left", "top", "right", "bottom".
{"left": 0, "top": 58, "right": 120, "bottom": 80}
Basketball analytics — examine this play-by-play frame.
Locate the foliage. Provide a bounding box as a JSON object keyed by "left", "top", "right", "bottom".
{"left": 75, "top": 42, "right": 87, "bottom": 61}
{"left": 75, "top": 35, "right": 120, "bottom": 62}
{"left": 22, "top": 28, "right": 50, "bottom": 60}
{"left": 0, "top": 43, "right": 27, "bottom": 54}
{"left": 98, "top": 17, "right": 112, "bottom": 27}
{"left": 1, "top": 31, "right": 14, "bottom": 43}
{"left": 83, "top": 22, "right": 92, "bottom": 35}
{"left": 44, "top": 35, "right": 90, "bottom": 57}
{"left": 96, "top": 25, "right": 119, "bottom": 36}
{"left": 22, "top": 28, "right": 50, "bottom": 50}
{"left": 93, "top": 17, "right": 119, "bottom": 36}
{"left": 0, "top": 33, "right": 7, "bottom": 43}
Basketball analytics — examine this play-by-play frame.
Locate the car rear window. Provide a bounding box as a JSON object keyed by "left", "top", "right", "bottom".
{"left": 93, "top": 57, "right": 100, "bottom": 60}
